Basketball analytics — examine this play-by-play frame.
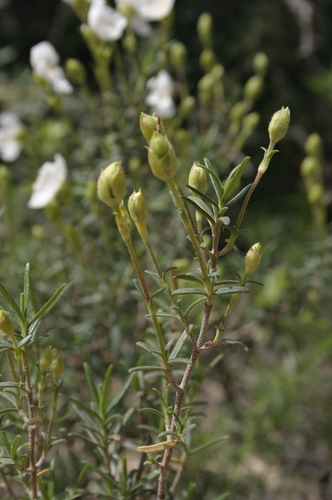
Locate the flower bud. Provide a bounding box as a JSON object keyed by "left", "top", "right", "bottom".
{"left": 253, "top": 52, "right": 269, "bottom": 76}
{"left": 197, "top": 12, "right": 213, "bottom": 47}
{"left": 242, "top": 112, "right": 260, "bottom": 133}
{"left": 0, "top": 310, "right": 15, "bottom": 340}
{"left": 115, "top": 207, "right": 131, "bottom": 241}
{"left": 65, "top": 58, "right": 86, "bottom": 86}
{"left": 170, "top": 41, "right": 187, "bottom": 72}
{"left": 188, "top": 163, "right": 208, "bottom": 194}
{"left": 244, "top": 75, "right": 264, "bottom": 101}
{"left": 268, "top": 106, "right": 290, "bottom": 145}
{"left": 39, "top": 346, "right": 54, "bottom": 375}
{"left": 147, "top": 132, "right": 177, "bottom": 181}
{"left": 244, "top": 243, "right": 262, "bottom": 277}
{"left": 97, "top": 162, "right": 126, "bottom": 210}
{"left": 199, "top": 49, "right": 216, "bottom": 73}
{"left": 50, "top": 349, "right": 64, "bottom": 382}
{"left": 211, "top": 64, "right": 225, "bottom": 81}
{"left": 230, "top": 101, "right": 248, "bottom": 126}
{"left": 178, "top": 96, "right": 196, "bottom": 119}
{"left": 304, "top": 133, "right": 323, "bottom": 159}
{"left": 123, "top": 32, "right": 137, "bottom": 54}
{"left": 308, "top": 184, "right": 323, "bottom": 204}
{"left": 198, "top": 73, "right": 215, "bottom": 105}
{"left": 128, "top": 189, "right": 147, "bottom": 222}
{"left": 140, "top": 113, "right": 166, "bottom": 143}
{"left": 300, "top": 156, "right": 320, "bottom": 178}
{"left": 31, "top": 225, "right": 44, "bottom": 240}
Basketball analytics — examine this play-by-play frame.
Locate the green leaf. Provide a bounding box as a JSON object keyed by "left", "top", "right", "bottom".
{"left": 100, "top": 365, "right": 113, "bottom": 415}
{"left": 184, "top": 297, "right": 206, "bottom": 316}
{"left": 157, "top": 430, "right": 179, "bottom": 439}
{"left": 107, "top": 373, "right": 134, "bottom": 414}
{"left": 221, "top": 339, "right": 249, "bottom": 351}
{"left": 128, "top": 366, "right": 165, "bottom": 373}
{"left": 182, "top": 196, "right": 215, "bottom": 224}
{"left": 189, "top": 435, "right": 230, "bottom": 455}
{"left": 23, "top": 418, "right": 39, "bottom": 430}
{"left": 222, "top": 157, "right": 250, "bottom": 204}
{"left": 83, "top": 363, "right": 99, "bottom": 406}
{"left": 211, "top": 493, "right": 230, "bottom": 500}
{"left": 169, "top": 327, "right": 192, "bottom": 360}
{"left": 0, "top": 382, "right": 20, "bottom": 389}
{"left": 183, "top": 423, "right": 198, "bottom": 434}
{"left": 150, "top": 287, "right": 166, "bottom": 300}
{"left": 0, "top": 431, "right": 11, "bottom": 454}
{"left": 245, "top": 279, "right": 263, "bottom": 286}
{"left": 173, "top": 272, "right": 204, "bottom": 284}
{"left": 28, "top": 283, "right": 70, "bottom": 328}
{"left": 136, "top": 342, "right": 163, "bottom": 360}
{"left": 0, "top": 407, "right": 17, "bottom": 415}
{"left": 129, "top": 469, "right": 160, "bottom": 492}
{"left": 203, "top": 158, "right": 224, "bottom": 205}
{"left": 172, "top": 288, "right": 206, "bottom": 296}
{"left": 133, "top": 279, "right": 145, "bottom": 299}
{"left": 186, "top": 185, "right": 218, "bottom": 208}
{"left": 61, "top": 394, "right": 101, "bottom": 420}
{"left": 140, "top": 407, "right": 165, "bottom": 419}
{"left": 214, "top": 286, "right": 249, "bottom": 295}
{"left": 82, "top": 461, "right": 119, "bottom": 489}
{"left": 0, "top": 282, "right": 25, "bottom": 325}
{"left": 18, "top": 335, "right": 33, "bottom": 348}
{"left": 23, "top": 263, "right": 30, "bottom": 317}
{"left": 167, "top": 357, "right": 191, "bottom": 365}
{"left": 226, "top": 183, "right": 252, "bottom": 208}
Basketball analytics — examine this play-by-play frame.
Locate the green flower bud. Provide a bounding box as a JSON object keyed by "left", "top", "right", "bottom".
{"left": 268, "top": 106, "right": 290, "bottom": 145}
{"left": 170, "top": 41, "right": 187, "bottom": 72}
{"left": 305, "top": 133, "right": 323, "bottom": 158}
{"left": 65, "top": 59, "right": 86, "bottom": 86}
{"left": 0, "top": 165, "right": 10, "bottom": 199}
{"left": 115, "top": 207, "right": 131, "bottom": 241}
{"left": 39, "top": 346, "right": 54, "bottom": 375}
{"left": 211, "top": 64, "right": 225, "bottom": 81}
{"left": 0, "top": 310, "right": 15, "bottom": 340}
{"left": 188, "top": 162, "right": 208, "bottom": 194}
{"left": 230, "top": 101, "right": 248, "bottom": 126}
{"left": 197, "top": 12, "right": 213, "bottom": 47}
{"left": 178, "top": 96, "right": 196, "bottom": 119}
{"left": 245, "top": 243, "right": 262, "bottom": 277}
{"left": 128, "top": 189, "right": 147, "bottom": 222}
{"left": 140, "top": 113, "right": 166, "bottom": 143}
{"left": 148, "top": 132, "right": 177, "bottom": 181}
{"left": 97, "top": 162, "right": 126, "bottom": 210}
{"left": 253, "top": 52, "right": 269, "bottom": 76}
{"left": 300, "top": 156, "right": 320, "bottom": 178}
{"left": 123, "top": 32, "right": 137, "bottom": 54}
{"left": 50, "top": 349, "right": 64, "bottom": 382}
{"left": 128, "top": 157, "right": 141, "bottom": 173}
{"left": 244, "top": 75, "right": 264, "bottom": 101}
{"left": 308, "top": 184, "right": 323, "bottom": 204}
{"left": 242, "top": 112, "right": 260, "bottom": 133}
{"left": 199, "top": 49, "right": 216, "bottom": 73}
{"left": 31, "top": 225, "right": 44, "bottom": 240}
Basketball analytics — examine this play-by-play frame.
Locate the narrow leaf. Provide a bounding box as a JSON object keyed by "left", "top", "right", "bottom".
{"left": 204, "top": 158, "right": 224, "bottom": 204}
{"left": 189, "top": 435, "right": 230, "bottom": 455}
{"left": 107, "top": 373, "right": 134, "bottom": 413}
{"left": 172, "top": 288, "right": 206, "bottom": 296}
{"left": 168, "top": 357, "right": 191, "bottom": 365}
{"left": 83, "top": 363, "right": 99, "bottom": 405}
{"left": 182, "top": 196, "right": 215, "bottom": 224}
{"left": 169, "top": 327, "right": 192, "bottom": 360}
{"left": 221, "top": 339, "right": 249, "bottom": 351}
{"left": 222, "top": 157, "right": 250, "bottom": 203}
{"left": 100, "top": 365, "right": 113, "bottom": 415}
{"left": 23, "top": 263, "right": 30, "bottom": 317}
{"left": 128, "top": 366, "right": 165, "bottom": 373}
{"left": 28, "top": 283, "right": 70, "bottom": 328}
{"left": 140, "top": 407, "right": 165, "bottom": 419}
{"left": 0, "top": 282, "right": 25, "bottom": 324}
{"left": 186, "top": 185, "right": 218, "bottom": 208}
{"left": 214, "top": 286, "right": 249, "bottom": 295}
{"left": 226, "top": 183, "right": 252, "bottom": 207}
{"left": 173, "top": 272, "right": 204, "bottom": 284}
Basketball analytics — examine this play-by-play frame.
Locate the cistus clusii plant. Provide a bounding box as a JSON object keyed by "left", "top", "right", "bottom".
{"left": 98, "top": 106, "right": 290, "bottom": 499}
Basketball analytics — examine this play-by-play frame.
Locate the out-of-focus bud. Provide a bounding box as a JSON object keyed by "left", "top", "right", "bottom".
{"left": 308, "top": 184, "right": 323, "bottom": 204}
{"left": 244, "top": 242, "right": 262, "bottom": 277}
{"left": 50, "top": 349, "right": 64, "bottom": 382}
{"left": 199, "top": 49, "right": 216, "bottom": 73}
{"left": 244, "top": 75, "right": 264, "bottom": 101}
{"left": 0, "top": 310, "right": 15, "bottom": 340}
{"left": 123, "top": 32, "right": 137, "bottom": 54}
{"left": 179, "top": 96, "right": 196, "bottom": 119}
{"left": 197, "top": 12, "right": 213, "bottom": 48}
{"left": 85, "top": 179, "right": 97, "bottom": 202}
{"left": 230, "top": 101, "right": 248, "bottom": 126}
{"left": 65, "top": 59, "right": 86, "bottom": 86}
{"left": 0, "top": 165, "right": 10, "bottom": 199}
{"left": 31, "top": 225, "right": 44, "bottom": 240}
{"left": 305, "top": 133, "right": 323, "bottom": 159}
{"left": 242, "top": 112, "right": 260, "bottom": 134}
{"left": 253, "top": 52, "right": 269, "bottom": 76}
{"left": 170, "top": 41, "right": 187, "bottom": 72}
{"left": 97, "top": 162, "right": 126, "bottom": 210}
{"left": 39, "top": 346, "right": 54, "bottom": 375}
{"left": 128, "top": 189, "right": 147, "bottom": 222}
{"left": 300, "top": 156, "right": 320, "bottom": 178}
{"left": 140, "top": 113, "right": 166, "bottom": 143}
{"left": 148, "top": 132, "right": 177, "bottom": 181}
{"left": 198, "top": 73, "right": 215, "bottom": 105}
{"left": 211, "top": 64, "right": 225, "bottom": 81}
{"left": 268, "top": 106, "right": 290, "bottom": 145}
{"left": 188, "top": 162, "right": 208, "bottom": 194}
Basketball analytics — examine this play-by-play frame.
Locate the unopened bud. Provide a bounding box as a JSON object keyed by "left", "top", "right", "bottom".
{"left": 115, "top": 207, "right": 131, "bottom": 241}
{"left": 230, "top": 101, "right": 248, "bottom": 126}
{"left": 305, "top": 133, "right": 323, "bottom": 159}
{"left": 179, "top": 96, "right": 196, "bottom": 119}
{"left": 170, "top": 41, "right": 187, "bottom": 72}
{"left": 268, "top": 106, "right": 290, "bottom": 145}
{"left": 97, "top": 162, "right": 126, "bottom": 210}
{"left": 244, "top": 75, "right": 264, "bottom": 101}
{"left": 199, "top": 49, "right": 215, "bottom": 73}
{"left": 39, "top": 346, "right": 54, "bottom": 375}
{"left": 300, "top": 156, "right": 320, "bottom": 178}
{"left": 148, "top": 132, "right": 177, "bottom": 181}
{"left": 244, "top": 243, "right": 262, "bottom": 277}
{"left": 197, "top": 12, "right": 213, "bottom": 47}
{"left": 308, "top": 184, "right": 323, "bottom": 204}
{"left": 65, "top": 59, "right": 86, "bottom": 86}
{"left": 0, "top": 310, "right": 15, "bottom": 340}
{"left": 211, "top": 64, "right": 225, "bottom": 81}
{"left": 50, "top": 349, "right": 64, "bottom": 382}
{"left": 242, "top": 112, "right": 260, "bottom": 133}
{"left": 188, "top": 163, "right": 208, "bottom": 194}
{"left": 253, "top": 52, "right": 269, "bottom": 76}
{"left": 128, "top": 189, "right": 147, "bottom": 222}
{"left": 140, "top": 113, "right": 166, "bottom": 143}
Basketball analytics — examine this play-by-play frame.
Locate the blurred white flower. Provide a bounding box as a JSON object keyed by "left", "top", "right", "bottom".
{"left": 30, "top": 42, "right": 73, "bottom": 95}
{"left": 88, "top": 0, "right": 128, "bottom": 42}
{"left": 115, "top": 0, "right": 174, "bottom": 37}
{"left": 28, "top": 154, "right": 67, "bottom": 209}
{"left": 146, "top": 70, "right": 176, "bottom": 117}
{"left": 0, "top": 112, "right": 23, "bottom": 162}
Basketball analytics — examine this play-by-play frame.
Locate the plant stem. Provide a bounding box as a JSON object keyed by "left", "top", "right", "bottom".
{"left": 23, "top": 355, "right": 37, "bottom": 500}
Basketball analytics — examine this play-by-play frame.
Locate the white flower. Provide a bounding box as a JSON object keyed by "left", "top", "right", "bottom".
{"left": 28, "top": 154, "right": 67, "bottom": 209}
{"left": 30, "top": 42, "right": 73, "bottom": 95}
{"left": 115, "top": 0, "right": 174, "bottom": 37}
{"left": 88, "top": 0, "right": 128, "bottom": 42}
{"left": 146, "top": 70, "right": 176, "bottom": 118}
{"left": 0, "top": 112, "right": 23, "bottom": 162}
